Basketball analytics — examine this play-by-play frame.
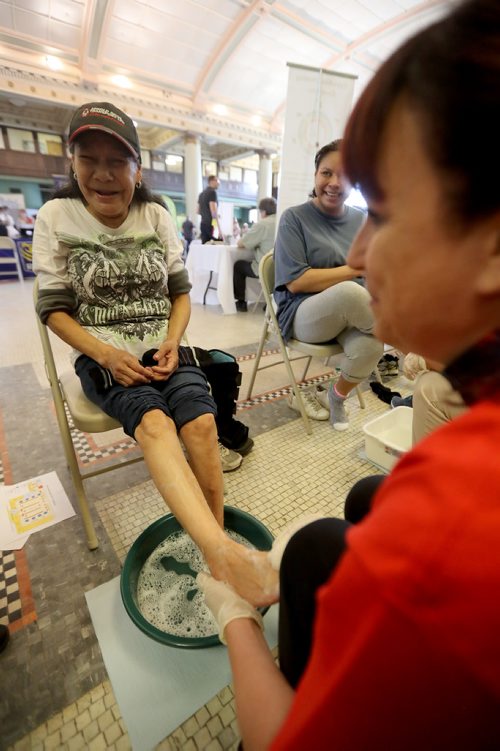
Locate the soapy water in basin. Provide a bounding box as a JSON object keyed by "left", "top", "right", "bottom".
{"left": 137, "top": 529, "right": 254, "bottom": 638}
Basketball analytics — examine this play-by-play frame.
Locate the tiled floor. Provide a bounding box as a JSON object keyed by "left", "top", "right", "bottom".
{"left": 0, "top": 278, "right": 405, "bottom": 751}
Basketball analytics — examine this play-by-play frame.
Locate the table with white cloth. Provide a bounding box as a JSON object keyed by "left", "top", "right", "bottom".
{"left": 185, "top": 241, "right": 262, "bottom": 314}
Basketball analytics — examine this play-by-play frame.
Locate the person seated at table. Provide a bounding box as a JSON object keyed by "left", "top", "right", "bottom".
{"left": 274, "top": 141, "right": 383, "bottom": 429}
{"left": 32, "top": 100, "right": 278, "bottom": 608}
{"left": 232, "top": 218, "right": 241, "bottom": 241}
{"left": 197, "top": 1, "right": 500, "bottom": 746}
{"left": 0, "top": 205, "right": 19, "bottom": 239}
{"left": 233, "top": 197, "right": 277, "bottom": 312}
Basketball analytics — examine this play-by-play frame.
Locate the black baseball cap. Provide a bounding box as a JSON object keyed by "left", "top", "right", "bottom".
{"left": 68, "top": 102, "right": 141, "bottom": 161}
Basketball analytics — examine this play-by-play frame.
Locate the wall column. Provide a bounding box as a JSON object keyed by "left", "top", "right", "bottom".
{"left": 184, "top": 134, "right": 203, "bottom": 227}
{"left": 258, "top": 151, "right": 273, "bottom": 202}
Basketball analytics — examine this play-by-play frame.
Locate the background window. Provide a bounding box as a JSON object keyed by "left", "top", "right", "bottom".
{"left": 141, "top": 149, "right": 151, "bottom": 169}
{"left": 165, "top": 154, "right": 183, "bottom": 174}
{"left": 203, "top": 160, "right": 217, "bottom": 177}
{"left": 244, "top": 169, "right": 257, "bottom": 185}
{"left": 229, "top": 166, "right": 242, "bottom": 182}
{"left": 37, "top": 133, "right": 63, "bottom": 156}
{"left": 152, "top": 156, "right": 166, "bottom": 172}
{"left": 7, "top": 128, "right": 35, "bottom": 152}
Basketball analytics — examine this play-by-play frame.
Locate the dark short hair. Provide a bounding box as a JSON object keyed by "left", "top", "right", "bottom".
{"left": 343, "top": 0, "right": 500, "bottom": 225}
{"left": 314, "top": 140, "right": 342, "bottom": 172}
{"left": 207, "top": 175, "right": 218, "bottom": 184}
{"left": 258, "top": 197, "right": 277, "bottom": 215}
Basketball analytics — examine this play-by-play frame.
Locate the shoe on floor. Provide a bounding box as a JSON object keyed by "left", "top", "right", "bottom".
{"left": 370, "top": 382, "right": 402, "bottom": 405}
{"left": 218, "top": 442, "right": 243, "bottom": 472}
{"left": 231, "top": 436, "right": 254, "bottom": 456}
{"left": 328, "top": 385, "right": 350, "bottom": 431}
{"left": 235, "top": 300, "right": 248, "bottom": 312}
{"left": 378, "top": 354, "right": 399, "bottom": 376}
{"left": 0, "top": 623, "right": 9, "bottom": 654}
{"left": 288, "top": 390, "right": 329, "bottom": 421}
{"left": 314, "top": 385, "right": 330, "bottom": 412}
{"left": 391, "top": 394, "right": 413, "bottom": 409}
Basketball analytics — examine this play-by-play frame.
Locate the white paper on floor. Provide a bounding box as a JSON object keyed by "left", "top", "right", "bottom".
{"left": 86, "top": 576, "right": 278, "bottom": 751}
{"left": 0, "top": 470, "right": 75, "bottom": 550}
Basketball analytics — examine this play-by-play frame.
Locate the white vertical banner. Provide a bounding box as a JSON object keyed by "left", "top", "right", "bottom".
{"left": 277, "top": 64, "right": 356, "bottom": 219}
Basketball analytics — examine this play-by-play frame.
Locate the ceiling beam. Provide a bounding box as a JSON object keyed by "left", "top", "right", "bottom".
{"left": 193, "top": 0, "right": 276, "bottom": 105}
{"left": 269, "top": 0, "right": 446, "bottom": 128}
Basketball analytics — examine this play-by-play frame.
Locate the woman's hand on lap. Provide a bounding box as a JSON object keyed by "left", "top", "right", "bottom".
{"left": 101, "top": 347, "right": 152, "bottom": 387}
{"left": 149, "top": 339, "right": 179, "bottom": 381}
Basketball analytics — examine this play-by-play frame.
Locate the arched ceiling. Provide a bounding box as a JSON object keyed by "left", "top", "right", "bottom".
{"left": 0, "top": 0, "right": 452, "bottom": 161}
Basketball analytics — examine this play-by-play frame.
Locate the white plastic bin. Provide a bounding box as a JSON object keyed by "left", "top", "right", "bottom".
{"left": 363, "top": 406, "right": 413, "bottom": 472}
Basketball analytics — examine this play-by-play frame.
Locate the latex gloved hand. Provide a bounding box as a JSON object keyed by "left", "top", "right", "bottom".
{"left": 267, "top": 514, "right": 326, "bottom": 571}
{"left": 403, "top": 353, "right": 428, "bottom": 381}
{"left": 196, "top": 571, "right": 263, "bottom": 644}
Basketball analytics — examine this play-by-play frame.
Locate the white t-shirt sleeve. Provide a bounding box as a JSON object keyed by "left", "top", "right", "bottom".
{"left": 32, "top": 202, "right": 71, "bottom": 291}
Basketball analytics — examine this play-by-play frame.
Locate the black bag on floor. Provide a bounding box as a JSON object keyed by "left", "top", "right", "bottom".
{"left": 193, "top": 348, "right": 253, "bottom": 455}
{"left": 143, "top": 346, "right": 253, "bottom": 455}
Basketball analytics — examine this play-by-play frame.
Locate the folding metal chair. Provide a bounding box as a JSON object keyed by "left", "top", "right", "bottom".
{"left": 0, "top": 237, "right": 24, "bottom": 283}
{"left": 33, "top": 279, "right": 144, "bottom": 550}
{"left": 246, "top": 250, "right": 366, "bottom": 435}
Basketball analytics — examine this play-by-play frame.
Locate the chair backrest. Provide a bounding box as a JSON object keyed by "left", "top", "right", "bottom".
{"left": 33, "top": 277, "right": 123, "bottom": 432}
{"left": 258, "top": 250, "right": 276, "bottom": 309}
{"left": 0, "top": 236, "right": 23, "bottom": 282}
{"left": 0, "top": 237, "right": 16, "bottom": 252}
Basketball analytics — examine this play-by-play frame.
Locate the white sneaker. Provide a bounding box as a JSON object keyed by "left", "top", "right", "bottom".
{"left": 314, "top": 385, "right": 330, "bottom": 412}
{"left": 218, "top": 442, "right": 243, "bottom": 472}
{"left": 288, "top": 390, "right": 329, "bottom": 421}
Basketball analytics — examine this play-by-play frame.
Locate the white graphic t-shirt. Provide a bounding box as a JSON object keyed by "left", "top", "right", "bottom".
{"left": 33, "top": 198, "right": 189, "bottom": 363}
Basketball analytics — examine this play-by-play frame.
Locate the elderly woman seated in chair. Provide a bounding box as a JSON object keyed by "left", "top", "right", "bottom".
{"left": 32, "top": 100, "right": 277, "bottom": 607}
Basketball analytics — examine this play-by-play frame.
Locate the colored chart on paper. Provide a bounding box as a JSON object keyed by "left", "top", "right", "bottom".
{"left": 8, "top": 480, "right": 55, "bottom": 533}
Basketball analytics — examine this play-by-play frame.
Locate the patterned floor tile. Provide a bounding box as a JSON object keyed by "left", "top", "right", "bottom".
{"left": 1, "top": 280, "right": 411, "bottom": 750}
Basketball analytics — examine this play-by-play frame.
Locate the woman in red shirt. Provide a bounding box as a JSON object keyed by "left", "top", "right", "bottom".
{"left": 198, "top": 0, "right": 500, "bottom": 748}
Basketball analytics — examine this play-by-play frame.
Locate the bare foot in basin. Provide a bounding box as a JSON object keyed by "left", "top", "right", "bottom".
{"left": 205, "top": 537, "right": 279, "bottom": 607}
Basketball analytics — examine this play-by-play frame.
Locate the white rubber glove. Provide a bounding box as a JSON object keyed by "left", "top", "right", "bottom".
{"left": 403, "top": 353, "right": 428, "bottom": 381}
{"left": 196, "top": 571, "right": 264, "bottom": 644}
{"left": 267, "top": 514, "right": 326, "bottom": 571}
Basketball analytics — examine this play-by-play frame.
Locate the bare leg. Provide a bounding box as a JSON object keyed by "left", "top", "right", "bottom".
{"left": 334, "top": 375, "right": 358, "bottom": 397}
{"left": 135, "top": 409, "right": 278, "bottom": 606}
{"left": 180, "top": 413, "right": 224, "bottom": 527}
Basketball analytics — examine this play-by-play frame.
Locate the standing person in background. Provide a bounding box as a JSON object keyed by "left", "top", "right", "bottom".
{"left": 198, "top": 175, "right": 222, "bottom": 243}
{"left": 181, "top": 216, "right": 194, "bottom": 257}
{"left": 233, "top": 197, "right": 277, "bottom": 312}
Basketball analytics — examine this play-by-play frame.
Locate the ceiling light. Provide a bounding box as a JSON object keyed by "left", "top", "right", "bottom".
{"left": 45, "top": 55, "right": 62, "bottom": 71}
{"left": 112, "top": 74, "right": 131, "bottom": 89}
{"left": 213, "top": 104, "right": 227, "bottom": 116}
{"left": 251, "top": 114, "right": 262, "bottom": 126}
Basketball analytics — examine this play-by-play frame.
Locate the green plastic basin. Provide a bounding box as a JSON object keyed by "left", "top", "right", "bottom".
{"left": 120, "top": 505, "right": 274, "bottom": 649}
